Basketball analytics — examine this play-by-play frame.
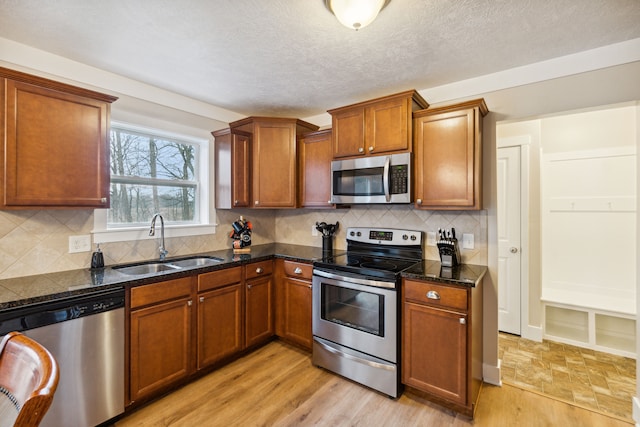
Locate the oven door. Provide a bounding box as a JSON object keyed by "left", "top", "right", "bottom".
{"left": 312, "top": 270, "right": 397, "bottom": 363}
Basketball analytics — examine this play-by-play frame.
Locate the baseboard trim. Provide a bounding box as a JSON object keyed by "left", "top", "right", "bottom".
{"left": 483, "top": 360, "right": 502, "bottom": 386}
{"left": 633, "top": 396, "right": 640, "bottom": 426}
{"left": 521, "top": 325, "right": 543, "bottom": 342}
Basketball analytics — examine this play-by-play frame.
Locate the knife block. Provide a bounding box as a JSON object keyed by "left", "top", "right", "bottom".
{"left": 438, "top": 239, "right": 461, "bottom": 267}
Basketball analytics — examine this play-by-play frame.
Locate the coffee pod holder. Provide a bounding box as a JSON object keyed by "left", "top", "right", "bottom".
{"left": 437, "top": 228, "right": 461, "bottom": 267}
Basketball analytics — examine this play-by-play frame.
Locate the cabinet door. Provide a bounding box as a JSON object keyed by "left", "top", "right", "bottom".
{"left": 414, "top": 107, "right": 480, "bottom": 209}
{"left": 130, "top": 297, "right": 193, "bottom": 402}
{"left": 231, "top": 132, "right": 251, "bottom": 207}
{"left": 245, "top": 274, "right": 274, "bottom": 347}
{"left": 252, "top": 121, "right": 297, "bottom": 207}
{"left": 197, "top": 283, "right": 244, "bottom": 369}
{"left": 402, "top": 302, "right": 467, "bottom": 405}
{"left": 3, "top": 79, "right": 110, "bottom": 207}
{"left": 282, "top": 277, "right": 313, "bottom": 349}
{"left": 365, "top": 96, "right": 409, "bottom": 155}
{"left": 299, "top": 129, "right": 333, "bottom": 208}
{"left": 332, "top": 107, "right": 365, "bottom": 158}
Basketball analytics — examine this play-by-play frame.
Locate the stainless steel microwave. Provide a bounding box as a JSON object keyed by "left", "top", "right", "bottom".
{"left": 331, "top": 152, "right": 411, "bottom": 204}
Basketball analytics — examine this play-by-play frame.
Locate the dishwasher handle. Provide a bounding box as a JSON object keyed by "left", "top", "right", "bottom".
{"left": 0, "top": 288, "right": 125, "bottom": 334}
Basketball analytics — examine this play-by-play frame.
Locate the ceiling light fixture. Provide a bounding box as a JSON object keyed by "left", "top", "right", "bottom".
{"left": 325, "top": 0, "right": 391, "bottom": 30}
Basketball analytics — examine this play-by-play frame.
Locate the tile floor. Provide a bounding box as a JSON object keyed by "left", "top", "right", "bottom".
{"left": 498, "top": 332, "right": 636, "bottom": 421}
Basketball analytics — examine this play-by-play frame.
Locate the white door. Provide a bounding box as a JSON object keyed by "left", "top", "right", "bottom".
{"left": 497, "top": 146, "right": 522, "bottom": 334}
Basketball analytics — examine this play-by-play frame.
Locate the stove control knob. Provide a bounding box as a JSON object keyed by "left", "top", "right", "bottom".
{"left": 402, "top": 234, "right": 408, "bottom": 240}
{"left": 349, "top": 231, "right": 355, "bottom": 236}
{"left": 410, "top": 235, "right": 417, "bottom": 241}
{"left": 356, "top": 231, "right": 361, "bottom": 237}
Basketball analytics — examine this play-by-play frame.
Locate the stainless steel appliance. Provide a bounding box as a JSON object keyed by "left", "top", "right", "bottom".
{"left": 331, "top": 152, "right": 411, "bottom": 204}
{"left": 0, "top": 288, "right": 125, "bottom": 427}
{"left": 312, "top": 227, "right": 423, "bottom": 398}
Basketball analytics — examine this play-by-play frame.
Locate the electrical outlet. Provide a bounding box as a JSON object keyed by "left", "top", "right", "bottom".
{"left": 462, "top": 233, "right": 474, "bottom": 249}
{"left": 69, "top": 235, "right": 91, "bottom": 253}
{"left": 311, "top": 224, "right": 318, "bottom": 237}
{"left": 426, "top": 231, "right": 436, "bottom": 246}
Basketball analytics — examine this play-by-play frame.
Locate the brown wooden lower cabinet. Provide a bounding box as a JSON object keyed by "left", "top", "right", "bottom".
{"left": 245, "top": 260, "right": 275, "bottom": 348}
{"left": 197, "top": 267, "right": 244, "bottom": 369}
{"left": 129, "top": 277, "right": 194, "bottom": 404}
{"left": 401, "top": 278, "right": 483, "bottom": 417}
{"left": 275, "top": 259, "right": 313, "bottom": 350}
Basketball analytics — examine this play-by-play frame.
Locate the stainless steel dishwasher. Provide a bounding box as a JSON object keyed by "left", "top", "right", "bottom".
{"left": 0, "top": 287, "right": 125, "bottom": 427}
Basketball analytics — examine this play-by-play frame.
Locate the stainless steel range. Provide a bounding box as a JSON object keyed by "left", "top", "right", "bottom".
{"left": 312, "top": 227, "right": 423, "bottom": 398}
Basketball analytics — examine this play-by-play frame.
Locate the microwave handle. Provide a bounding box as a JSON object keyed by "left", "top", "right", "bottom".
{"left": 383, "top": 156, "right": 391, "bottom": 202}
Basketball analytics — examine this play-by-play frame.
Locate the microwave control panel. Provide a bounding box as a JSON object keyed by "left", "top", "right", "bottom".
{"left": 390, "top": 165, "right": 408, "bottom": 194}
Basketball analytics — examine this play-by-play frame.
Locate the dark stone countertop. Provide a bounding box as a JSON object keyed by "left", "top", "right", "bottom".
{"left": 401, "top": 260, "right": 487, "bottom": 287}
{"left": 0, "top": 243, "right": 343, "bottom": 312}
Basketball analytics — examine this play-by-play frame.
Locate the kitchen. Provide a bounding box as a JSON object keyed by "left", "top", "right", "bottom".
{"left": 0, "top": 1, "right": 639, "bottom": 426}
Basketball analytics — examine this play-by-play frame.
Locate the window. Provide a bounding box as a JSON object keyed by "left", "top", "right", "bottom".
{"left": 93, "top": 122, "right": 214, "bottom": 243}
{"left": 110, "top": 126, "right": 199, "bottom": 226}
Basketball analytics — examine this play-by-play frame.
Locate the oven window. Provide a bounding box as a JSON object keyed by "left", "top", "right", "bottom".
{"left": 320, "top": 283, "right": 384, "bottom": 336}
{"left": 333, "top": 168, "right": 384, "bottom": 196}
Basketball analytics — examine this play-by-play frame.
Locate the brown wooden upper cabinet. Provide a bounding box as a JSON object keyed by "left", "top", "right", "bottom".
{"left": 328, "top": 90, "right": 428, "bottom": 159}
{"left": 298, "top": 129, "right": 333, "bottom": 208}
{"left": 0, "top": 67, "right": 117, "bottom": 209}
{"left": 230, "top": 117, "right": 318, "bottom": 208}
{"left": 413, "top": 99, "right": 488, "bottom": 210}
{"left": 212, "top": 128, "right": 251, "bottom": 209}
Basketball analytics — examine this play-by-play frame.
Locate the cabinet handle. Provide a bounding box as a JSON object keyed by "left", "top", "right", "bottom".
{"left": 368, "top": 146, "right": 374, "bottom": 152}
{"left": 358, "top": 147, "right": 364, "bottom": 153}
{"left": 459, "top": 318, "right": 466, "bottom": 325}
{"left": 256, "top": 267, "right": 264, "bottom": 274}
{"left": 426, "top": 290, "right": 440, "bottom": 300}
{"left": 187, "top": 300, "right": 193, "bottom": 307}
{"left": 199, "top": 296, "right": 204, "bottom": 303}
{"left": 416, "top": 199, "right": 422, "bottom": 205}
{"left": 294, "top": 267, "right": 302, "bottom": 274}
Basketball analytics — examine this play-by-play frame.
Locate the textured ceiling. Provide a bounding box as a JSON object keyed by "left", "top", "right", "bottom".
{"left": 0, "top": 0, "right": 639, "bottom": 118}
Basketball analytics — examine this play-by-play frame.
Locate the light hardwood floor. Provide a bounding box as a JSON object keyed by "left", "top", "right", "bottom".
{"left": 116, "top": 341, "right": 632, "bottom": 426}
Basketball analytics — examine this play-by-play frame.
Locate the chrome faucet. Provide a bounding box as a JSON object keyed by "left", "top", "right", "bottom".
{"left": 149, "top": 213, "right": 168, "bottom": 260}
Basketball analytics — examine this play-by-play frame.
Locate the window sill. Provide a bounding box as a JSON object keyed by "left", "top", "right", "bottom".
{"left": 92, "top": 223, "right": 218, "bottom": 244}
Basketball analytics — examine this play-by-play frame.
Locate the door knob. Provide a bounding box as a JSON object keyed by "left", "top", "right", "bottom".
{"left": 510, "top": 247, "right": 518, "bottom": 253}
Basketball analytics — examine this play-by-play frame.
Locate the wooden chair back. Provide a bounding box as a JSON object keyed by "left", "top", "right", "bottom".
{"left": 0, "top": 331, "right": 59, "bottom": 427}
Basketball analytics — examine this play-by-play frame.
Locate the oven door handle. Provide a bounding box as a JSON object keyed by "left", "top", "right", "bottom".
{"left": 312, "top": 269, "right": 396, "bottom": 289}
{"left": 314, "top": 338, "right": 395, "bottom": 371}
{"left": 383, "top": 156, "right": 391, "bottom": 202}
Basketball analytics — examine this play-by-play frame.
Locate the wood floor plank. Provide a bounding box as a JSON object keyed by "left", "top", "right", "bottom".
{"left": 116, "top": 341, "right": 633, "bottom": 427}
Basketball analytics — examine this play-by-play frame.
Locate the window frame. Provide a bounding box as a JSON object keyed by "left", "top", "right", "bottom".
{"left": 93, "top": 121, "right": 216, "bottom": 244}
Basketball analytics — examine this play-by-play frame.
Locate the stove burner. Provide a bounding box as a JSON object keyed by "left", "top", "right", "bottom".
{"left": 360, "top": 260, "right": 399, "bottom": 271}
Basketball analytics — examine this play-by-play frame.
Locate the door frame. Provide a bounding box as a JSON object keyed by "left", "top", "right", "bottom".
{"left": 497, "top": 135, "right": 540, "bottom": 341}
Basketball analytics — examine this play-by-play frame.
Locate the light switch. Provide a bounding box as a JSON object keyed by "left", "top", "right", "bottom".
{"left": 462, "top": 233, "right": 474, "bottom": 249}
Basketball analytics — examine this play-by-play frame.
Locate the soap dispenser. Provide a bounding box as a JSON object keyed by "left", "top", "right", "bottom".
{"left": 91, "top": 244, "right": 105, "bottom": 269}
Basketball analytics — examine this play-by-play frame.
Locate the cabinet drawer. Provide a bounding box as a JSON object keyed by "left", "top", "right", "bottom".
{"left": 403, "top": 280, "right": 467, "bottom": 311}
{"left": 198, "top": 267, "right": 242, "bottom": 293}
{"left": 131, "top": 277, "right": 193, "bottom": 309}
{"left": 283, "top": 260, "right": 312, "bottom": 280}
{"left": 245, "top": 260, "right": 273, "bottom": 279}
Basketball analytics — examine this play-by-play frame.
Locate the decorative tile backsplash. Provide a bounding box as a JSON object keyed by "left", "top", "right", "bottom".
{"left": 0, "top": 206, "right": 486, "bottom": 280}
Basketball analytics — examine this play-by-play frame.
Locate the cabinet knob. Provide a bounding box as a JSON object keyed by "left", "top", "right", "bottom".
{"left": 416, "top": 199, "right": 422, "bottom": 205}
{"left": 234, "top": 200, "right": 239, "bottom": 205}
{"left": 368, "top": 146, "right": 374, "bottom": 152}
{"left": 358, "top": 147, "right": 364, "bottom": 153}
{"left": 510, "top": 247, "right": 519, "bottom": 253}
{"left": 101, "top": 197, "right": 107, "bottom": 204}
{"left": 459, "top": 318, "right": 466, "bottom": 325}
{"left": 256, "top": 267, "right": 264, "bottom": 274}
{"left": 187, "top": 300, "right": 193, "bottom": 307}
{"left": 294, "top": 267, "right": 302, "bottom": 274}
{"left": 247, "top": 284, "right": 252, "bottom": 289}
{"left": 426, "top": 290, "right": 440, "bottom": 300}
{"left": 308, "top": 284, "right": 312, "bottom": 289}
{"left": 255, "top": 201, "right": 260, "bottom": 206}
{"left": 199, "top": 296, "right": 204, "bottom": 303}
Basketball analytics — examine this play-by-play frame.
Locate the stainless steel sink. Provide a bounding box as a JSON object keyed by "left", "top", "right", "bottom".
{"left": 169, "top": 256, "right": 224, "bottom": 268}
{"left": 113, "top": 262, "right": 182, "bottom": 276}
